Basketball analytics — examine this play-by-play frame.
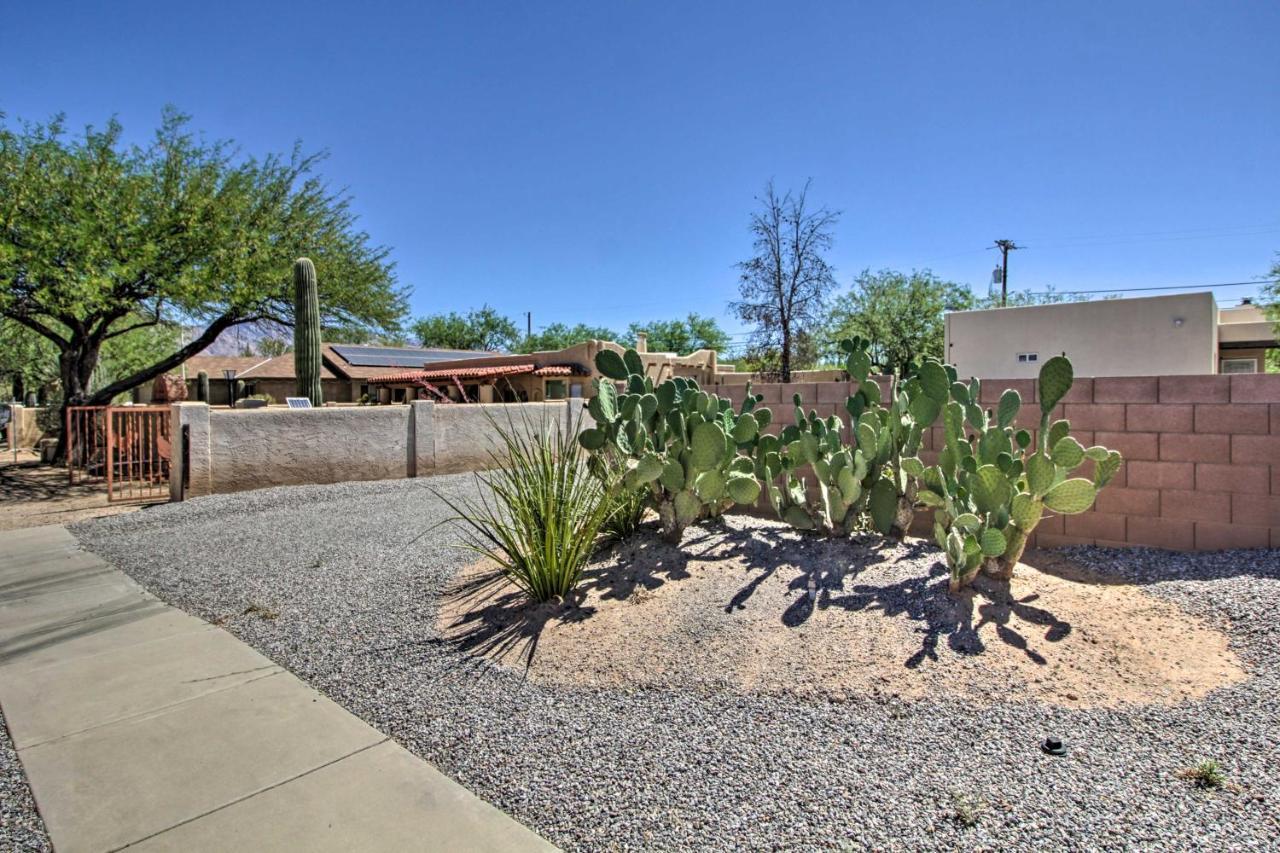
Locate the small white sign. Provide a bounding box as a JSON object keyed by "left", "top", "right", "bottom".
{"left": 285, "top": 397, "right": 313, "bottom": 409}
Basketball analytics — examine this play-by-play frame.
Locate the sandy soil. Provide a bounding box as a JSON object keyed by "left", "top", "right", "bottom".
{"left": 0, "top": 456, "right": 143, "bottom": 531}
{"left": 439, "top": 517, "right": 1247, "bottom": 709}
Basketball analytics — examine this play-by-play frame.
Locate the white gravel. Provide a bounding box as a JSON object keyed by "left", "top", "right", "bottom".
{"left": 71, "top": 475, "right": 1280, "bottom": 851}
{"left": 1, "top": 706, "right": 51, "bottom": 852}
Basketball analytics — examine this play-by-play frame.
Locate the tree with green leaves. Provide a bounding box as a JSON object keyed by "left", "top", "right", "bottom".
{"left": 0, "top": 317, "right": 57, "bottom": 402}
{"left": 256, "top": 337, "right": 291, "bottom": 357}
{"left": 410, "top": 305, "right": 520, "bottom": 352}
{"left": 0, "top": 109, "right": 406, "bottom": 453}
{"left": 523, "top": 322, "right": 618, "bottom": 352}
{"left": 621, "top": 313, "right": 729, "bottom": 355}
{"left": 731, "top": 181, "right": 840, "bottom": 382}
{"left": 826, "top": 269, "right": 974, "bottom": 375}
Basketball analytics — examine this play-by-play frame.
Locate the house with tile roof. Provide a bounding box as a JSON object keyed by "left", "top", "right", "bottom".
{"left": 166, "top": 335, "right": 729, "bottom": 405}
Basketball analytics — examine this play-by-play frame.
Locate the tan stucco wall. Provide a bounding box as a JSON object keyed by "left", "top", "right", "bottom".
{"left": 205, "top": 405, "right": 411, "bottom": 494}
{"left": 172, "top": 400, "right": 589, "bottom": 497}
{"left": 3, "top": 405, "right": 49, "bottom": 449}
{"left": 945, "top": 292, "right": 1218, "bottom": 378}
{"left": 431, "top": 403, "right": 585, "bottom": 473}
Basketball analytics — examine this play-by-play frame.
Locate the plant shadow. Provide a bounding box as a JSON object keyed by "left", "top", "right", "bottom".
{"left": 439, "top": 567, "right": 595, "bottom": 672}
{"left": 723, "top": 529, "right": 1074, "bottom": 669}
{"left": 442, "top": 518, "right": 1075, "bottom": 676}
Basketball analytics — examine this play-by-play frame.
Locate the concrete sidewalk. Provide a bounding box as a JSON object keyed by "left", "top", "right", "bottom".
{"left": 0, "top": 525, "right": 555, "bottom": 853}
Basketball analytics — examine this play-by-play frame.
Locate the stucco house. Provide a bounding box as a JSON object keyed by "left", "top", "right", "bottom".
{"left": 944, "top": 292, "right": 1277, "bottom": 378}
{"left": 177, "top": 344, "right": 495, "bottom": 404}
{"left": 363, "top": 334, "right": 725, "bottom": 403}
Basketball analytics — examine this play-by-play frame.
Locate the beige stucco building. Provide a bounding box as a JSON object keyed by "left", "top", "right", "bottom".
{"left": 944, "top": 292, "right": 1276, "bottom": 378}
{"left": 363, "top": 334, "right": 726, "bottom": 403}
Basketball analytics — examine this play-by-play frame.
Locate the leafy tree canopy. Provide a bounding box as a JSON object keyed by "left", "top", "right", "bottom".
{"left": 620, "top": 313, "right": 729, "bottom": 355}
{"left": 0, "top": 107, "right": 406, "bottom": 434}
{"left": 410, "top": 305, "right": 520, "bottom": 352}
{"left": 826, "top": 269, "right": 973, "bottom": 375}
{"left": 524, "top": 322, "right": 618, "bottom": 352}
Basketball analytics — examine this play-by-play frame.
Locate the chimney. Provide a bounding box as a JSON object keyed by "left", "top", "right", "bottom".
{"left": 635, "top": 332, "right": 648, "bottom": 353}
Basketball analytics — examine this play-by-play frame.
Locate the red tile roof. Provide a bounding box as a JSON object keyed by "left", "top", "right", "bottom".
{"left": 368, "top": 363, "right": 584, "bottom": 384}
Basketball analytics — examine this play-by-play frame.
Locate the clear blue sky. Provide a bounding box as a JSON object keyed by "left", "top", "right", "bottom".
{"left": 5, "top": 1, "right": 1278, "bottom": 349}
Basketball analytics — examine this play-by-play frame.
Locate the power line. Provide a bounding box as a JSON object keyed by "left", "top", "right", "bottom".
{"left": 1020, "top": 279, "right": 1277, "bottom": 297}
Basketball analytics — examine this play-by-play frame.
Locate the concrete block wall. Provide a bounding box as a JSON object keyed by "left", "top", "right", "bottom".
{"left": 720, "top": 374, "right": 1280, "bottom": 552}
{"left": 171, "top": 400, "right": 586, "bottom": 499}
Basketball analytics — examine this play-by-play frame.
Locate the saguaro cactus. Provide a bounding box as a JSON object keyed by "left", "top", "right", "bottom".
{"left": 293, "top": 257, "right": 323, "bottom": 406}
{"left": 196, "top": 370, "right": 210, "bottom": 403}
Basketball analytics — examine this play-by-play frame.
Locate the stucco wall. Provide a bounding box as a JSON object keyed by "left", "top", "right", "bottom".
{"left": 172, "top": 400, "right": 587, "bottom": 498}
{"left": 945, "top": 293, "right": 1218, "bottom": 378}
{"left": 5, "top": 405, "right": 49, "bottom": 449}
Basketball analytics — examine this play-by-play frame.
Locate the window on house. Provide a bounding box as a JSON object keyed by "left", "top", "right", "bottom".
{"left": 545, "top": 380, "right": 567, "bottom": 400}
{"left": 1016, "top": 353, "right": 1039, "bottom": 364}
{"left": 1220, "top": 358, "right": 1258, "bottom": 374}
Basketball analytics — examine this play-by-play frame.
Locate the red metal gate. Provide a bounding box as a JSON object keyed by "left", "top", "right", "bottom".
{"left": 67, "top": 405, "right": 171, "bottom": 502}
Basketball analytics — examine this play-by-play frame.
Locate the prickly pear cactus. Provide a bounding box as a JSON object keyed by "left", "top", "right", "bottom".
{"left": 916, "top": 355, "right": 1123, "bottom": 592}
{"left": 293, "top": 258, "right": 324, "bottom": 406}
{"left": 757, "top": 393, "right": 868, "bottom": 535}
{"left": 578, "top": 348, "right": 764, "bottom": 543}
{"left": 840, "top": 337, "right": 949, "bottom": 537}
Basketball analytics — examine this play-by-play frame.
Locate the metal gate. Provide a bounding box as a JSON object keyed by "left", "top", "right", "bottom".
{"left": 67, "top": 405, "right": 171, "bottom": 502}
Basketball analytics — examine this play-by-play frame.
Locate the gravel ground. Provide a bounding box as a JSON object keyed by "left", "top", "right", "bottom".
{"left": 72, "top": 475, "right": 1280, "bottom": 851}
{"left": 1, "top": 707, "right": 51, "bottom": 852}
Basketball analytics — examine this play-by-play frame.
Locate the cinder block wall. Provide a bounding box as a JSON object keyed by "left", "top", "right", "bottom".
{"left": 719, "top": 375, "right": 1279, "bottom": 551}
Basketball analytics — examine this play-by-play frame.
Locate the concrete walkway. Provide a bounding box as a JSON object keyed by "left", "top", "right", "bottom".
{"left": 0, "top": 525, "right": 555, "bottom": 853}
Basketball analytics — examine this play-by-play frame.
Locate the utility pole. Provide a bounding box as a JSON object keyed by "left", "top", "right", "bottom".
{"left": 525, "top": 312, "right": 532, "bottom": 340}
{"left": 992, "top": 239, "right": 1021, "bottom": 306}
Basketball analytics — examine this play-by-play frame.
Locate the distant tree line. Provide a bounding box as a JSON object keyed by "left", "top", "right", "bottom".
{"left": 405, "top": 307, "right": 730, "bottom": 357}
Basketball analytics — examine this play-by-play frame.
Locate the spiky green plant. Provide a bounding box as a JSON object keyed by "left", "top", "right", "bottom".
{"left": 435, "top": 411, "right": 613, "bottom": 603}
{"left": 578, "top": 348, "right": 764, "bottom": 543}
{"left": 600, "top": 480, "right": 649, "bottom": 542}
{"left": 842, "top": 337, "right": 951, "bottom": 537}
{"left": 758, "top": 337, "right": 947, "bottom": 537}
{"left": 196, "top": 370, "right": 210, "bottom": 403}
{"left": 917, "top": 355, "right": 1123, "bottom": 592}
{"left": 292, "top": 257, "right": 323, "bottom": 406}
{"left": 1180, "top": 760, "right": 1227, "bottom": 789}
{"left": 756, "top": 396, "right": 868, "bottom": 535}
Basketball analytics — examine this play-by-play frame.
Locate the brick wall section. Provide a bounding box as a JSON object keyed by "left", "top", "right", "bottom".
{"left": 718, "top": 374, "right": 1280, "bottom": 551}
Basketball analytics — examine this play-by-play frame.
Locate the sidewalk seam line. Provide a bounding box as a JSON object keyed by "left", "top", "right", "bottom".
{"left": 17, "top": 669, "right": 286, "bottom": 751}
{"left": 108, "top": 737, "right": 392, "bottom": 852}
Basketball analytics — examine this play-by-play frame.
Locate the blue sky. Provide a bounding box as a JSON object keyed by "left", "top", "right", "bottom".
{"left": 5, "top": 1, "right": 1278, "bottom": 349}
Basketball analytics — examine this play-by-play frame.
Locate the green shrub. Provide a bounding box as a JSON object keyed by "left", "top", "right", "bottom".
{"left": 601, "top": 480, "right": 649, "bottom": 542}
{"left": 437, "top": 411, "right": 613, "bottom": 603}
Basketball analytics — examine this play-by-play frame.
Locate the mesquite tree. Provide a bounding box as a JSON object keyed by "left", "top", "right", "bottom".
{"left": 0, "top": 109, "right": 405, "bottom": 455}
{"left": 731, "top": 181, "right": 839, "bottom": 382}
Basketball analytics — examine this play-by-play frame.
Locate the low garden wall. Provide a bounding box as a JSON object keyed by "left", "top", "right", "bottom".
{"left": 170, "top": 400, "right": 585, "bottom": 499}
{"left": 720, "top": 374, "right": 1279, "bottom": 551}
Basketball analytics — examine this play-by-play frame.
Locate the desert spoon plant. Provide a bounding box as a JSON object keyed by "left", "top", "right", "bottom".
{"left": 917, "top": 355, "right": 1122, "bottom": 592}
